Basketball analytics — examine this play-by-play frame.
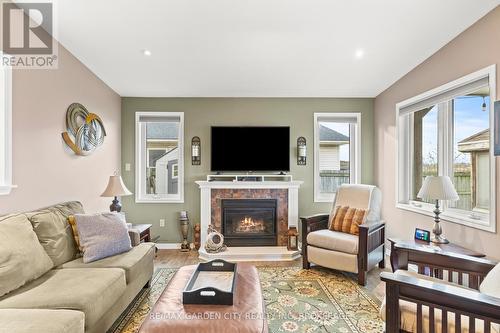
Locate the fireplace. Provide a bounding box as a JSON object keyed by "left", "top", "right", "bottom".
{"left": 221, "top": 199, "right": 277, "bottom": 246}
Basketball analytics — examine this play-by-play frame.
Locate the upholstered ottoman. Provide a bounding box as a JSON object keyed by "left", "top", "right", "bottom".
{"left": 139, "top": 263, "right": 268, "bottom": 333}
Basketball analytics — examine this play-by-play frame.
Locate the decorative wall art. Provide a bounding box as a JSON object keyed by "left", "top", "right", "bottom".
{"left": 61, "top": 103, "right": 106, "bottom": 156}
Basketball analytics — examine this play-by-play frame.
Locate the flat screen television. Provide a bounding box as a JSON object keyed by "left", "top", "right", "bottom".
{"left": 211, "top": 126, "right": 290, "bottom": 172}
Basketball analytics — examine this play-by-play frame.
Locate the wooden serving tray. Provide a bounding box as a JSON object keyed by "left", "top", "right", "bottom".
{"left": 183, "top": 259, "right": 237, "bottom": 305}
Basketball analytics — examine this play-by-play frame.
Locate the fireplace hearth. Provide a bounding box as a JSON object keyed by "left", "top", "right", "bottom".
{"left": 221, "top": 199, "right": 277, "bottom": 246}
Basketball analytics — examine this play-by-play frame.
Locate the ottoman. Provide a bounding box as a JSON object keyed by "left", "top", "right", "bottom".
{"left": 139, "top": 263, "right": 268, "bottom": 333}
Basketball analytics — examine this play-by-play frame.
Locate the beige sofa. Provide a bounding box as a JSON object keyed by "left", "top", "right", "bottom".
{"left": 0, "top": 202, "right": 155, "bottom": 333}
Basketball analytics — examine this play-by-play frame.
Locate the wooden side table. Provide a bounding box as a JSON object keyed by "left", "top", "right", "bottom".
{"left": 388, "top": 238, "right": 486, "bottom": 273}
{"left": 131, "top": 224, "right": 152, "bottom": 243}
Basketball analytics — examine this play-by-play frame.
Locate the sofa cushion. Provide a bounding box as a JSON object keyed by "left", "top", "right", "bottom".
{"left": 27, "top": 201, "right": 85, "bottom": 266}
{"left": 59, "top": 242, "right": 155, "bottom": 284}
{"left": 74, "top": 212, "right": 132, "bottom": 263}
{"left": 0, "top": 214, "right": 54, "bottom": 297}
{"left": 0, "top": 309, "right": 84, "bottom": 333}
{"left": 307, "top": 229, "right": 358, "bottom": 254}
{"left": 0, "top": 268, "right": 126, "bottom": 330}
{"left": 480, "top": 263, "right": 500, "bottom": 299}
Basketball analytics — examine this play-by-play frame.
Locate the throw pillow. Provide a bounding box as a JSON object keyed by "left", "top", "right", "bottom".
{"left": 67, "top": 216, "right": 82, "bottom": 253}
{"left": 74, "top": 212, "right": 132, "bottom": 263}
{"left": 329, "top": 205, "right": 367, "bottom": 235}
{"left": 0, "top": 214, "right": 54, "bottom": 297}
{"left": 480, "top": 263, "right": 500, "bottom": 299}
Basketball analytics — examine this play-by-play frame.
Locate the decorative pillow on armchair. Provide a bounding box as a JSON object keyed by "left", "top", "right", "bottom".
{"left": 329, "top": 205, "right": 367, "bottom": 235}
{"left": 74, "top": 212, "right": 132, "bottom": 263}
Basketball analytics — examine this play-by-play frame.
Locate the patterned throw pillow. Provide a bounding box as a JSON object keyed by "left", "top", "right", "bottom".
{"left": 329, "top": 206, "right": 367, "bottom": 235}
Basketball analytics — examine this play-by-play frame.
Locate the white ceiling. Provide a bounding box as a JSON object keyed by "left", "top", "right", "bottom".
{"left": 49, "top": 0, "right": 499, "bottom": 97}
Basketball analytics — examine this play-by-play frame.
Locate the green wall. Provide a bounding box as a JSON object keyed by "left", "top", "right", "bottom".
{"left": 121, "top": 98, "right": 374, "bottom": 243}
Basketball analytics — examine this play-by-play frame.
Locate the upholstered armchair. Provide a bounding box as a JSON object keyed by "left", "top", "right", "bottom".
{"left": 301, "top": 184, "right": 385, "bottom": 285}
{"left": 380, "top": 243, "right": 500, "bottom": 333}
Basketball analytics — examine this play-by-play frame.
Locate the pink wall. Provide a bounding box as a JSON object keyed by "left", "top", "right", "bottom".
{"left": 0, "top": 42, "right": 121, "bottom": 214}
{"left": 374, "top": 6, "right": 500, "bottom": 258}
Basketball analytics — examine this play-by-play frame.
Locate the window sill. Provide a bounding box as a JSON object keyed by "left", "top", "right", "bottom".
{"left": 396, "top": 203, "right": 496, "bottom": 233}
{"left": 314, "top": 193, "right": 336, "bottom": 203}
{"left": 0, "top": 184, "right": 17, "bottom": 195}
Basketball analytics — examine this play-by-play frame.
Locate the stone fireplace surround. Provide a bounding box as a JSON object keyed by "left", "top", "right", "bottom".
{"left": 196, "top": 177, "right": 303, "bottom": 261}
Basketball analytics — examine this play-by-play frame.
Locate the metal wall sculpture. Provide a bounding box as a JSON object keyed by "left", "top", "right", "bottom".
{"left": 61, "top": 103, "right": 106, "bottom": 156}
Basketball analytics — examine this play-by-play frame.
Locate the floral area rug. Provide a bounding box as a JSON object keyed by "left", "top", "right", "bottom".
{"left": 109, "top": 267, "right": 384, "bottom": 333}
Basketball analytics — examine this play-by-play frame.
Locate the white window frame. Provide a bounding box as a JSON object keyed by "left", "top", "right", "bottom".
{"left": 314, "top": 112, "right": 361, "bottom": 203}
{"left": 135, "top": 112, "right": 184, "bottom": 203}
{"left": 396, "top": 65, "right": 496, "bottom": 232}
{"left": 0, "top": 54, "right": 15, "bottom": 195}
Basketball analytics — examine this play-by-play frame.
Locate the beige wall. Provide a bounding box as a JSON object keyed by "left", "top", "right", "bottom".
{"left": 0, "top": 42, "right": 121, "bottom": 214}
{"left": 122, "top": 98, "right": 374, "bottom": 243}
{"left": 374, "top": 6, "right": 500, "bottom": 259}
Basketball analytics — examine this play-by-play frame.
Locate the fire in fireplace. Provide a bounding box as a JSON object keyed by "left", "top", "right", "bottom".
{"left": 221, "top": 199, "right": 277, "bottom": 246}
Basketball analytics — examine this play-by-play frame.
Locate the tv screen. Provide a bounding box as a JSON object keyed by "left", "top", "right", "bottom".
{"left": 211, "top": 126, "right": 290, "bottom": 172}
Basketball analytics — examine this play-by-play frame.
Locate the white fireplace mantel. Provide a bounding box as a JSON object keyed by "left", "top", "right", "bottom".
{"left": 195, "top": 179, "right": 303, "bottom": 258}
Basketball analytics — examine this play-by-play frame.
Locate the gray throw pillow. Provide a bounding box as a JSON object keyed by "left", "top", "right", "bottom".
{"left": 74, "top": 212, "right": 132, "bottom": 263}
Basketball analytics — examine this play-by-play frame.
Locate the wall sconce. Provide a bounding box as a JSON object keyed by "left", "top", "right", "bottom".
{"left": 191, "top": 136, "right": 201, "bottom": 165}
{"left": 297, "top": 137, "right": 306, "bottom": 165}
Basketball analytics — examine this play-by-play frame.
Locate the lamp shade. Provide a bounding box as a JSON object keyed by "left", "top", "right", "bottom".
{"left": 417, "top": 176, "right": 459, "bottom": 201}
{"left": 100, "top": 175, "right": 132, "bottom": 197}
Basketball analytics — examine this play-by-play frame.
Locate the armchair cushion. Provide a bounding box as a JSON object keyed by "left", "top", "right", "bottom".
{"left": 306, "top": 229, "right": 358, "bottom": 254}
{"left": 480, "top": 262, "right": 500, "bottom": 299}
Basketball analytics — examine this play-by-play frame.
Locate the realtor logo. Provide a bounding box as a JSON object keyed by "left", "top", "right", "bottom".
{"left": 1, "top": 2, "right": 58, "bottom": 68}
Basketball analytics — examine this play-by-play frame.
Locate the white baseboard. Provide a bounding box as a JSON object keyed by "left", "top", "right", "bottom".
{"left": 156, "top": 243, "right": 181, "bottom": 250}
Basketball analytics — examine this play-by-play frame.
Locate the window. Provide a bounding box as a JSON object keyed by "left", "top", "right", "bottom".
{"left": 314, "top": 113, "right": 361, "bottom": 202}
{"left": 397, "top": 66, "right": 496, "bottom": 232}
{"left": 0, "top": 55, "right": 14, "bottom": 195}
{"left": 136, "top": 112, "right": 184, "bottom": 203}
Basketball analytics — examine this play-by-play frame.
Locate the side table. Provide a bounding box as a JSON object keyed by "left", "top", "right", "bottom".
{"left": 388, "top": 237, "right": 486, "bottom": 273}
{"left": 131, "top": 224, "right": 152, "bottom": 243}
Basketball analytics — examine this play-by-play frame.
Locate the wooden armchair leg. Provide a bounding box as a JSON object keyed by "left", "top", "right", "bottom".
{"left": 303, "top": 257, "right": 310, "bottom": 269}
{"left": 358, "top": 270, "right": 367, "bottom": 286}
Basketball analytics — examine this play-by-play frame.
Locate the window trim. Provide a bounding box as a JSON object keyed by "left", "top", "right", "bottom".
{"left": 0, "top": 54, "right": 15, "bottom": 196}
{"left": 396, "top": 65, "right": 497, "bottom": 232}
{"left": 135, "top": 111, "right": 184, "bottom": 203}
{"left": 313, "top": 112, "right": 361, "bottom": 203}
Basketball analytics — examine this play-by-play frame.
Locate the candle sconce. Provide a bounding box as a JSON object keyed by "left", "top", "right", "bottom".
{"left": 297, "top": 137, "right": 306, "bottom": 165}
{"left": 191, "top": 136, "right": 201, "bottom": 165}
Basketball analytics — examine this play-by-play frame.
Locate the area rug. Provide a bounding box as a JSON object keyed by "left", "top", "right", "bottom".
{"left": 109, "top": 267, "right": 384, "bottom": 333}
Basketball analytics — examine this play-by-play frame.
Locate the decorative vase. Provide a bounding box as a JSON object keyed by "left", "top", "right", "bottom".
{"left": 179, "top": 211, "right": 190, "bottom": 252}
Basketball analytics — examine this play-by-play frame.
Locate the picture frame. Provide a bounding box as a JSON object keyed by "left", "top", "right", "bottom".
{"left": 495, "top": 100, "right": 500, "bottom": 156}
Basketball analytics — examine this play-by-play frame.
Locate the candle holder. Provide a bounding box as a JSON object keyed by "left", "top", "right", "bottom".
{"left": 191, "top": 136, "right": 201, "bottom": 165}
{"left": 297, "top": 137, "right": 306, "bottom": 165}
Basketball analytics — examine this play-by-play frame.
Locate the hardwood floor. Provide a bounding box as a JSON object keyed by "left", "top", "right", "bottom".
{"left": 154, "top": 250, "right": 388, "bottom": 303}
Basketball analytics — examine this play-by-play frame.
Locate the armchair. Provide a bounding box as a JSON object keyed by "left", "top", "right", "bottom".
{"left": 381, "top": 243, "right": 500, "bottom": 333}
{"left": 301, "top": 184, "right": 385, "bottom": 285}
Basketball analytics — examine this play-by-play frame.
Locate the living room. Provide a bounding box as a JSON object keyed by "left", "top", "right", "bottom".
{"left": 1, "top": 1, "right": 500, "bottom": 332}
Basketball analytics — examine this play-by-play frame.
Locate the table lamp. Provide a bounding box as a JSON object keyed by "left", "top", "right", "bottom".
{"left": 417, "top": 176, "right": 459, "bottom": 244}
{"left": 101, "top": 175, "right": 132, "bottom": 212}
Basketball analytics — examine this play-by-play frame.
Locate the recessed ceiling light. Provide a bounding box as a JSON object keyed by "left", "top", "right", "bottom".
{"left": 142, "top": 49, "right": 152, "bottom": 56}
{"left": 354, "top": 49, "right": 364, "bottom": 59}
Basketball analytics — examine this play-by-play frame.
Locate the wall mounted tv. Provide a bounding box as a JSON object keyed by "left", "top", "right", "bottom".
{"left": 211, "top": 126, "right": 290, "bottom": 172}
